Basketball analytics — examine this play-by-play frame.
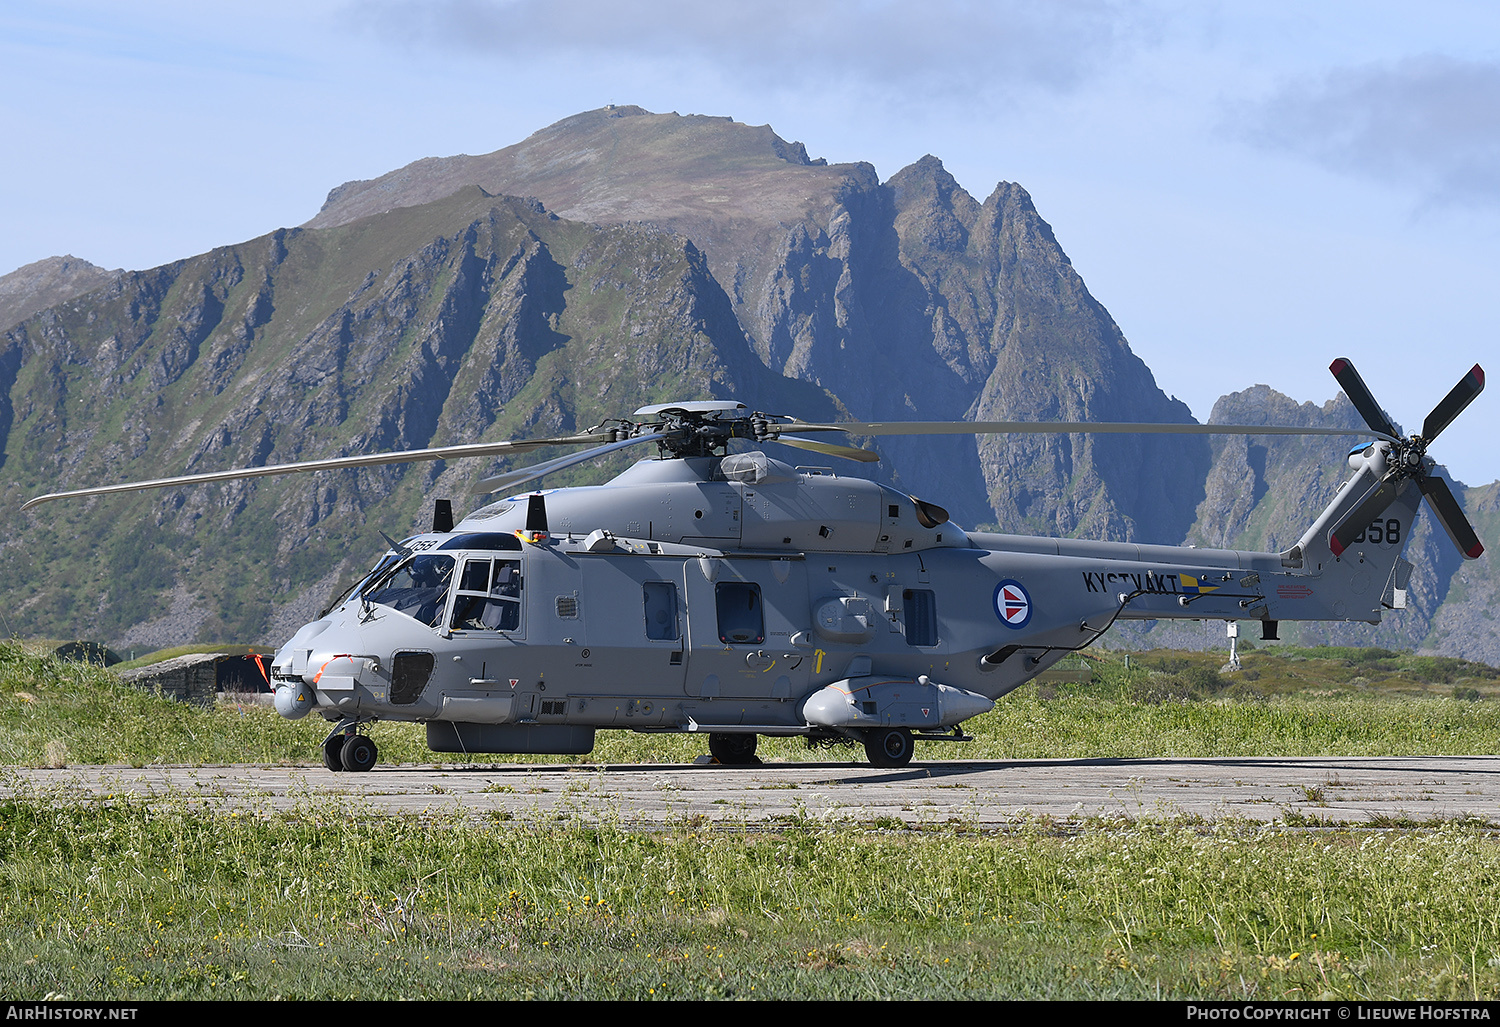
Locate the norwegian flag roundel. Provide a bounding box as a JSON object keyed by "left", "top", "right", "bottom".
{"left": 993, "top": 579, "right": 1033, "bottom": 629}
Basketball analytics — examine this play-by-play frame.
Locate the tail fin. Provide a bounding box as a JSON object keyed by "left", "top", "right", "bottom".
{"left": 1287, "top": 442, "right": 1421, "bottom": 619}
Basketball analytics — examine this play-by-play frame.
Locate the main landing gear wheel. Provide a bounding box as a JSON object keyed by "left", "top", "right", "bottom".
{"left": 323, "top": 733, "right": 348, "bottom": 772}
{"left": 708, "top": 732, "right": 759, "bottom": 765}
{"left": 864, "top": 727, "right": 914, "bottom": 767}
{"left": 340, "top": 734, "right": 379, "bottom": 772}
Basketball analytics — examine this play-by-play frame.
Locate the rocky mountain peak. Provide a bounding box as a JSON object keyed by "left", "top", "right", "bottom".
{"left": 889, "top": 154, "right": 966, "bottom": 201}
{"left": 308, "top": 106, "right": 846, "bottom": 233}
{"left": 0, "top": 255, "right": 118, "bottom": 332}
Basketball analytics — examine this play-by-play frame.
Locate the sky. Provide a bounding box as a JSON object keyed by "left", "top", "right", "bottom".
{"left": 3, "top": 0, "right": 1499, "bottom": 484}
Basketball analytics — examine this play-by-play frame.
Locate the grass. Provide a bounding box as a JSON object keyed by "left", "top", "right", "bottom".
{"left": 0, "top": 642, "right": 311, "bottom": 767}
{"left": 2, "top": 797, "right": 1498, "bottom": 1000}
{"left": 6, "top": 640, "right": 1500, "bottom": 999}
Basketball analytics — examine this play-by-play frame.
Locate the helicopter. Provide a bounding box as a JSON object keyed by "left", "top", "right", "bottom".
{"left": 22, "top": 357, "right": 1485, "bottom": 770}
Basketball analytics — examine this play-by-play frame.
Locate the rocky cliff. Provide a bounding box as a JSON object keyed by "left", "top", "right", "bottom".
{"left": 309, "top": 108, "right": 1208, "bottom": 537}
{"left": 3, "top": 187, "right": 842, "bottom": 644}
{"left": 2, "top": 107, "right": 1492, "bottom": 661}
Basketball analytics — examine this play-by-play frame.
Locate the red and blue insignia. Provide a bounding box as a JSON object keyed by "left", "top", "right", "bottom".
{"left": 993, "top": 579, "right": 1033, "bottom": 629}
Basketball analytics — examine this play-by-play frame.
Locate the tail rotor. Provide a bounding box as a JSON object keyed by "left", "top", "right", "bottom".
{"left": 1327, "top": 358, "right": 1484, "bottom": 560}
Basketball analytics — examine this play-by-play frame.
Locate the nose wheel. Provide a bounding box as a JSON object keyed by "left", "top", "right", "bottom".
{"left": 322, "top": 726, "right": 379, "bottom": 772}
{"left": 340, "top": 734, "right": 379, "bottom": 772}
{"left": 322, "top": 733, "right": 348, "bottom": 771}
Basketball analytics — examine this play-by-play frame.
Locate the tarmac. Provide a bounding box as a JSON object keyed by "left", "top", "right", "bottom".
{"left": 6, "top": 755, "right": 1499, "bottom": 828}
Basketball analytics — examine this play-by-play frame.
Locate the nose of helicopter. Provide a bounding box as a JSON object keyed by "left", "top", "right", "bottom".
{"left": 270, "top": 615, "right": 369, "bottom": 721}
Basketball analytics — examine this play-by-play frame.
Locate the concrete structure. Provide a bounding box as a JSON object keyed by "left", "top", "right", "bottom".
{"left": 118, "top": 653, "right": 225, "bottom": 707}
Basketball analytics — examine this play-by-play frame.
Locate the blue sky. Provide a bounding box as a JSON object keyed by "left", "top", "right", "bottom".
{"left": 3, "top": 0, "right": 1498, "bottom": 484}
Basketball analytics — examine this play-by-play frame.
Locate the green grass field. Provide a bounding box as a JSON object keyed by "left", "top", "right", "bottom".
{"left": 4, "top": 796, "right": 1498, "bottom": 1000}
{"left": 3, "top": 639, "right": 1499, "bottom": 1000}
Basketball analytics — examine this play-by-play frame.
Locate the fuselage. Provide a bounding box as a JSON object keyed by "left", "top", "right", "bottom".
{"left": 272, "top": 450, "right": 1416, "bottom": 749}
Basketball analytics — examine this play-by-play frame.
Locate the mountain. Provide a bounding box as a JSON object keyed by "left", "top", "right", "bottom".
{"left": 0, "top": 107, "right": 1492, "bottom": 661}
{"left": 311, "top": 107, "right": 1207, "bottom": 538}
{"left": 2, "top": 189, "right": 838, "bottom": 646}
{"left": 0, "top": 256, "right": 118, "bottom": 333}
{"left": 1428, "top": 481, "right": 1500, "bottom": 664}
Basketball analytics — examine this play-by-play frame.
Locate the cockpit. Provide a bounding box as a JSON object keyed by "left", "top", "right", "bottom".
{"left": 356, "top": 532, "right": 526, "bottom": 631}
{"left": 448, "top": 556, "right": 522, "bottom": 631}
{"left": 362, "top": 555, "right": 455, "bottom": 627}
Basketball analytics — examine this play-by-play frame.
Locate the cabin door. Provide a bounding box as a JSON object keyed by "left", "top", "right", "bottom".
{"left": 575, "top": 556, "right": 690, "bottom": 697}
{"left": 682, "top": 557, "right": 809, "bottom": 702}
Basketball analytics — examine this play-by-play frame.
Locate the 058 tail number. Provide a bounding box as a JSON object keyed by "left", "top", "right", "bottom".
{"left": 1351, "top": 518, "right": 1401, "bottom": 546}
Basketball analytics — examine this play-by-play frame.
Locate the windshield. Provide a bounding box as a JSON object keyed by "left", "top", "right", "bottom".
{"left": 361, "top": 554, "right": 455, "bottom": 627}
{"left": 320, "top": 551, "right": 404, "bottom": 618}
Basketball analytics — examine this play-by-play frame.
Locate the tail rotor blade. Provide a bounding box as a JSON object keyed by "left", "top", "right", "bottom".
{"left": 1330, "top": 357, "right": 1400, "bottom": 438}
{"left": 1422, "top": 364, "right": 1485, "bottom": 443}
{"left": 1419, "top": 474, "right": 1485, "bottom": 559}
{"left": 1328, "top": 475, "right": 1405, "bottom": 557}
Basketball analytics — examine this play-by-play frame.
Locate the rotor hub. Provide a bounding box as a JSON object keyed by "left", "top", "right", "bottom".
{"left": 1399, "top": 437, "right": 1427, "bottom": 474}
{"left": 608, "top": 409, "right": 762, "bottom": 460}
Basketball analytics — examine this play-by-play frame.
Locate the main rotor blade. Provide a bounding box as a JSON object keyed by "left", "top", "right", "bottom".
{"left": 378, "top": 531, "right": 414, "bottom": 558}
{"left": 1422, "top": 364, "right": 1485, "bottom": 443}
{"left": 776, "top": 435, "right": 880, "bottom": 463}
{"left": 477, "top": 433, "right": 666, "bottom": 493}
{"left": 1328, "top": 475, "right": 1406, "bottom": 557}
{"left": 782, "top": 420, "right": 1398, "bottom": 442}
{"left": 1420, "top": 474, "right": 1485, "bottom": 559}
{"left": 20, "top": 433, "right": 609, "bottom": 511}
{"left": 1329, "top": 357, "right": 1400, "bottom": 439}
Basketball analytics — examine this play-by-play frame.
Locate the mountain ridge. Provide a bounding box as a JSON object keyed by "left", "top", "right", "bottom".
{"left": 0, "top": 256, "right": 119, "bottom": 334}
{"left": 2, "top": 107, "right": 1494, "bottom": 661}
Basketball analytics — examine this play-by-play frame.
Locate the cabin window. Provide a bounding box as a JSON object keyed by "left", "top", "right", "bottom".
{"left": 716, "top": 582, "right": 764, "bottom": 644}
{"left": 363, "top": 555, "right": 455, "bottom": 627}
{"left": 643, "top": 581, "right": 680, "bottom": 641}
{"left": 449, "top": 558, "right": 523, "bottom": 632}
{"left": 903, "top": 589, "right": 938, "bottom": 647}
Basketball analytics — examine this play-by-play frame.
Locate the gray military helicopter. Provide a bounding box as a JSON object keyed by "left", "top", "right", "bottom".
{"left": 23, "top": 358, "right": 1485, "bottom": 770}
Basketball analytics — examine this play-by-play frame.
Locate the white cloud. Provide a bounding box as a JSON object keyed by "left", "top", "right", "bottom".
{"left": 344, "top": 0, "right": 1147, "bottom": 98}
{"left": 1240, "top": 55, "right": 1500, "bottom": 207}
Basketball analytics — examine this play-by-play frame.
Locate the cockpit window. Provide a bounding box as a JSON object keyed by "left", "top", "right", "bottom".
{"left": 363, "top": 555, "right": 455, "bottom": 627}
{"left": 450, "top": 558, "right": 523, "bottom": 632}
{"left": 321, "top": 552, "right": 403, "bottom": 617}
